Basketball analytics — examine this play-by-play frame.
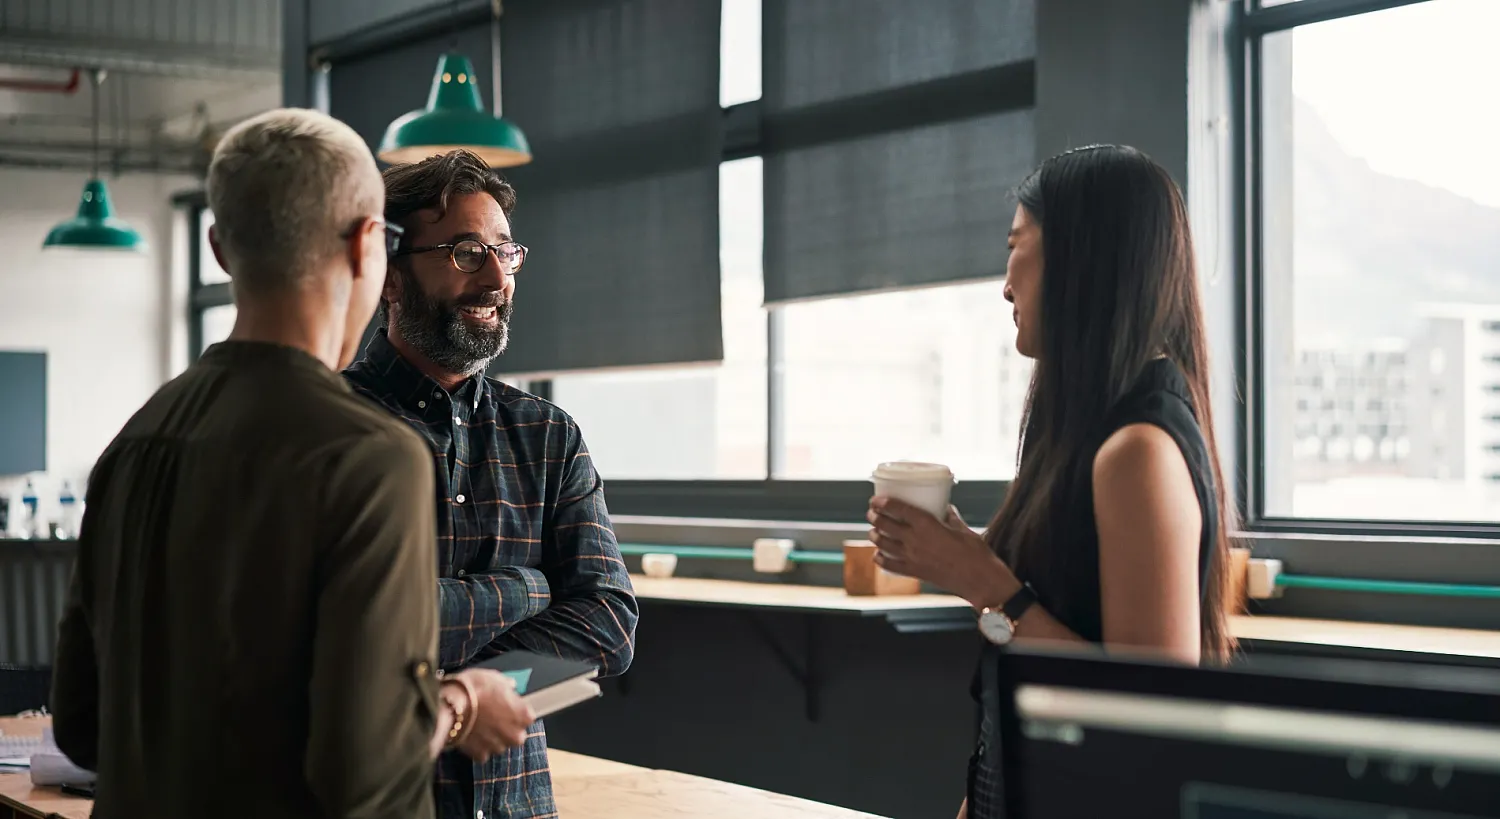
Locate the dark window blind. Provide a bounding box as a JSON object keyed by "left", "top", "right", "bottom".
{"left": 762, "top": 0, "right": 1037, "bottom": 304}
{"left": 492, "top": 0, "right": 723, "bottom": 374}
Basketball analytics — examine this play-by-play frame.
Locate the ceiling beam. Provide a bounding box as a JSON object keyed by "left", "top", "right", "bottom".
{"left": 0, "top": 33, "right": 279, "bottom": 82}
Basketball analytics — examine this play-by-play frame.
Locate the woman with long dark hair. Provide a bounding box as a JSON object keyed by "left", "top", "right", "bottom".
{"left": 865, "top": 145, "right": 1236, "bottom": 818}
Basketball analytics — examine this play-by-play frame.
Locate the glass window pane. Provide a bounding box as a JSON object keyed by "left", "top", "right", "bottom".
{"left": 774, "top": 280, "right": 1030, "bottom": 481}
{"left": 1260, "top": 0, "right": 1500, "bottom": 523}
{"left": 199, "top": 304, "right": 237, "bottom": 355}
{"left": 199, "top": 210, "right": 231, "bottom": 285}
{"left": 538, "top": 158, "right": 768, "bottom": 479}
{"left": 721, "top": 0, "right": 761, "bottom": 106}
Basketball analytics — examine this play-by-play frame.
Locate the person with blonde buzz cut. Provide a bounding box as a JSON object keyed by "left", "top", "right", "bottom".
{"left": 50, "top": 108, "right": 536, "bottom": 819}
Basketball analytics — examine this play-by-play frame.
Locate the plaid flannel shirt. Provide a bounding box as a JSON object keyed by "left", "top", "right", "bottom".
{"left": 344, "top": 330, "right": 638, "bottom": 819}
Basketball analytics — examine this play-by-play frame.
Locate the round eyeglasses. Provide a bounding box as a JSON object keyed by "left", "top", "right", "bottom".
{"left": 395, "top": 239, "right": 528, "bottom": 274}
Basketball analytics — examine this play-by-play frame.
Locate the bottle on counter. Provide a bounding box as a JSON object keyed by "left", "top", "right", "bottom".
{"left": 58, "top": 481, "right": 79, "bottom": 540}
{"left": 20, "top": 479, "right": 38, "bottom": 539}
{"left": 0, "top": 492, "right": 10, "bottom": 537}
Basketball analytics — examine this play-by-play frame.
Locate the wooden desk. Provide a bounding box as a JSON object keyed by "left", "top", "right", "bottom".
{"left": 0, "top": 717, "right": 88, "bottom": 819}
{"left": 631, "top": 576, "right": 1500, "bottom": 661}
{"left": 553, "top": 767, "right": 884, "bottom": 818}
{"left": 0, "top": 718, "right": 884, "bottom": 819}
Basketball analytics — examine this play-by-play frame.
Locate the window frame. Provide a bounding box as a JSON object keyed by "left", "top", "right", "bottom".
{"left": 533, "top": 90, "right": 1018, "bottom": 524}
{"left": 1239, "top": 0, "right": 1500, "bottom": 539}
{"left": 177, "top": 190, "right": 234, "bottom": 362}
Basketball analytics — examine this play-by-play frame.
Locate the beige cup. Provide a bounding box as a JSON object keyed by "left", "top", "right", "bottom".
{"left": 870, "top": 461, "right": 955, "bottom": 520}
{"left": 641, "top": 553, "right": 678, "bottom": 578}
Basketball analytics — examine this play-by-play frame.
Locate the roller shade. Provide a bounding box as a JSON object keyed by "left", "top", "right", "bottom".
{"left": 761, "top": 0, "right": 1037, "bottom": 304}
{"left": 490, "top": 0, "right": 723, "bottom": 375}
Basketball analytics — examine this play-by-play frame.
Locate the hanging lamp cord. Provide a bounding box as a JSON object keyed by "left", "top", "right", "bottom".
{"left": 91, "top": 69, "right": 101, "bottom": 181}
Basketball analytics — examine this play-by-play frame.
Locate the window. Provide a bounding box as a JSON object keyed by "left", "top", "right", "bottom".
{"left": 1253, "top": 0, "right": 1500, "bottom": 524}
{"left": 185, "top": 200, "right": 234, "bottom": 361}
{"left": 719, "top": 0, "right": 761, "bottom": 107}
{"left": 200, "top": 304, "right": 237, "bottom": 350}
{"left": 774, "top": 282, "right": 1028, "bottom": 480}
{"left": 541, "top": 0, "right": 1030, "bottom": 494}
{"left": 544, "top": 159, "right": 769, "bottom": 479}
{"left": 199, "top": 210, "right": 230, "bottom": 285}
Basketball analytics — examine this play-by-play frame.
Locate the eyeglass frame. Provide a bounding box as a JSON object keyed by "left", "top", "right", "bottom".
{"left": 340, "top": 217, "right": 405, "bottom": 255}
{"left": 391, "top": 238, "right": 529, "bottom": 275}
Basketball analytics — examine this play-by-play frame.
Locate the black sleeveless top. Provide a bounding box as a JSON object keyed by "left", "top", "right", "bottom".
{"left": 966, "top": 358, "right": 1219, "bottom": 818}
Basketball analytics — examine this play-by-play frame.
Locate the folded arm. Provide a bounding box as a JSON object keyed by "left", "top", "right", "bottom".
{"left": 437, "top": 568, "right": 551, "bottom": 671}
{"left": 486, "top": 427, "right": 638, "bottom": 677}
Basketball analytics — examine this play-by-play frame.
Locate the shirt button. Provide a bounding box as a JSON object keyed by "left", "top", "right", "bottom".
{"left": 457, "top": 569, "right": 466, "bottom": 577}
{"left": 456, "top": 494, "right": 466, "bottom": 504}
{"left": 418, "top": 400, "right": 427, "bottom": 408}
{"left": 453, "top": 416, "right": 461, "bottom": 425}
{"left": 477, "top": 812, "right": 485, "bottom": 819}
{"left": 415, "top": 661, "right": 430, "bottom": 678}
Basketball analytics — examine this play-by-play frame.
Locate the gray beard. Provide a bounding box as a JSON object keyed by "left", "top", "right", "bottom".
{"left": 392, "top": 284, "right": 511, "bottom": 377}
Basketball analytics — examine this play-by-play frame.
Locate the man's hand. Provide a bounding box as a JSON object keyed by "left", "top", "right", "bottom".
{"left": 449, "top": 669, "right": 536, "bottom": 762}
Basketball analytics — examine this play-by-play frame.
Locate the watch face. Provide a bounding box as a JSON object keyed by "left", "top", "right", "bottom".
{"left": 978, "top": 610, "right": 1014, "bottom": 645}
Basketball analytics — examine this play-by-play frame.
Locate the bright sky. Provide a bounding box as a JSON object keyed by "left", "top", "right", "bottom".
{"left": 1292, "top": 0, "right": 1500, "bottom": 208}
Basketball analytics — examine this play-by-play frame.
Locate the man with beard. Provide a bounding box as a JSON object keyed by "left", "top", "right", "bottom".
{"left": 343, "top": 149, "right": 638, "bottom": 819}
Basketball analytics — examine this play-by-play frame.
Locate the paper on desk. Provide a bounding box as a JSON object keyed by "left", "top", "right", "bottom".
{"left": 30, "top": 753, "right": 95, "bottom": 786}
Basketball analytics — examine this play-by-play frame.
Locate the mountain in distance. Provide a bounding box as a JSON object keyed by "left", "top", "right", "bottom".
{"left": 1289, "top": 97, "right": 1500, "bottom": 344}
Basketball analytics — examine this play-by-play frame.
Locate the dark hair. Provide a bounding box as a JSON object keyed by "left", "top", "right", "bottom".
{"left": 987, "top": 144, "right": 1236, "bottom": 663}
{"left": 379, "top": 149, "right": 517, "bottom": 322}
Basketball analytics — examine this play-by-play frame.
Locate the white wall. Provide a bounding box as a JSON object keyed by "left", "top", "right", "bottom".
{"left": 0, "top": 168, "right": 194, "bottom": 521}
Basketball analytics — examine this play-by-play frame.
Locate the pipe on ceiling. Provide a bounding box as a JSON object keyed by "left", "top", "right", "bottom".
{"left": 0, "top": 67, "right": 81, "bottom": 94}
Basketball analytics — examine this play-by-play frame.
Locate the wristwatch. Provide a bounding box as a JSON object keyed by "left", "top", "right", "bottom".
{"left": 977, "top": 582, "right": 1038, "bottom": 646}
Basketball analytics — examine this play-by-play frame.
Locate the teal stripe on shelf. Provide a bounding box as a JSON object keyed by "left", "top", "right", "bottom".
{"left": 617, "top": 543, "right": 845, "bottom": 565}
{"left": 617, "top": 544, "right": 1500, "bottom": 598}
{"left": 1277, "top": 574, "right": 1500, "bottom": 599}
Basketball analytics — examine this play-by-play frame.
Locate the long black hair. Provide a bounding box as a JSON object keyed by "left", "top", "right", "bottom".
{"left": 986, "top": 145, "right": 1235, "bottom": 662}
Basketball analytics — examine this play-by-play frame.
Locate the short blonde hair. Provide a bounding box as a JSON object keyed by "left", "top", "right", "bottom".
{"left": 206, "top": 108, "right": 382, "bottom": 294}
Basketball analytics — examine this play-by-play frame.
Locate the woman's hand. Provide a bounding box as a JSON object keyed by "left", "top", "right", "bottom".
{"left": 448, "top": 669, "right": 536, "bottom": 762}
{"left": 866, "top": 498, "right": 1018, "bottom": 607}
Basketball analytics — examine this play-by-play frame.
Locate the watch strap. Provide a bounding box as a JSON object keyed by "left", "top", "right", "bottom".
{"left": 1001, "top": 581, "right": 1038, "bottom": 624}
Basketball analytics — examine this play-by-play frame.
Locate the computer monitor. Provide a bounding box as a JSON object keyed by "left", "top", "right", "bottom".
{"left": 992, "top": 645, "right": 1500, "bottom": 818}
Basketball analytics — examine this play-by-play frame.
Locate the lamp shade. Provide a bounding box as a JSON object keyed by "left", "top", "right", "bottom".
{"left": 43, "top": 179, "right": 146, "bottom": 251}
{"left": 378, "top": 52, "right": 532, "bottom": 168}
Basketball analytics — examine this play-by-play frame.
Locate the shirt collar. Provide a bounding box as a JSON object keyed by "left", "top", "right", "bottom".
{"left": 201, "top": 340, "right": 350, "bottom": 391}
{"left": 358, "top": 328, "right": 486, "bottom": 411}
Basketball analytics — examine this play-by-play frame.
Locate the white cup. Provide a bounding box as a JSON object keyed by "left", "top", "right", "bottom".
{"left": 641, "top": 553, "right": 678, "bottom": 578}
{"left": 870, "top": 461, "right": 955, "bottom": 520}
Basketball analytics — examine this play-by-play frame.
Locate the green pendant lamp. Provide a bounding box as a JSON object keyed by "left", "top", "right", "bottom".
{"left": 378, "top": 4, "right": 531, "bottom": 168}
{"left": 44, "top": 69, "right": 145, "bottom": 251}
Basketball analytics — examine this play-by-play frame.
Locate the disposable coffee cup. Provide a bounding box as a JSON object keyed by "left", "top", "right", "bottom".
{"left": 870, "top": 461, "right": 956, "bottom": 520}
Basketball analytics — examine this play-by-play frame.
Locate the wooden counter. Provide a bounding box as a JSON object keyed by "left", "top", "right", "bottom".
{"left": 631, "top": 575, "right": 1500, "bottom": 660}
{"left": 1230, "top": 613, "right": 1500, "bottom": 660}
{"left": 627, "top": 575, "right": 974, "bottom": 633}
{"left": 0, "top": 718, "right": 883, "bottom": 819}
{"left": 0, "top": 717, "right": 88, "bottom": 819}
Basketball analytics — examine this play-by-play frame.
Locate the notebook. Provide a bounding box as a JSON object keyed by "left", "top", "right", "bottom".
{"left": 474, "top": 650, "right": 601, "bottom": 718}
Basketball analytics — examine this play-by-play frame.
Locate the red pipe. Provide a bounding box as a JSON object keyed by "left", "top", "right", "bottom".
{"left": 0, "top": 68, "right": 82, "bottom": 94}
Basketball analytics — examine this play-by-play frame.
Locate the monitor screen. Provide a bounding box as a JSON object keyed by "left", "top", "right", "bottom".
{"left": 994, "top": 648, "right": 1500, "bottom": 819}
